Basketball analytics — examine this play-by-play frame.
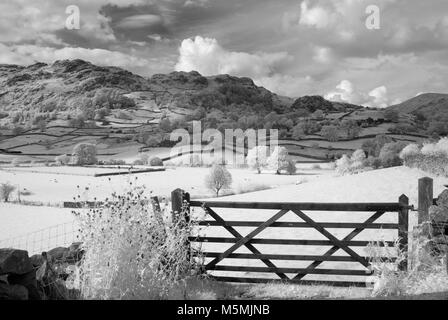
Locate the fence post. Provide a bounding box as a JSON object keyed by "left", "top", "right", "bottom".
{"left": 398, "top": 194, "right": 409, "bottom": 271}
{"left": 418, "top": 177, "right": 433, "bottom": 225}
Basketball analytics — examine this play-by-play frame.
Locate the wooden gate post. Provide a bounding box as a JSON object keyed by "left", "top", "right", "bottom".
{"left": 418, "top": 177, "right": 433, "bottom": 225}
{"left": 398, "top": 194, "right": 409, "bottom": 271}
{"left": 171, "top": 188, "right": 191, "bottom": 262}
{"left": 171, "top": 188, "right": 191, "bottom": 224}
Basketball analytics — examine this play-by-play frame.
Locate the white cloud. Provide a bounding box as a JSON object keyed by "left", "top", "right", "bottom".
{"left": 256, "top": 74, "right": 315, "bottom": 98}
{"left": 368, "top": 86, "right": 389, "bottom": 108}
{"left": 299, "top": 1, "right": 333, "bottom": 29}
{"left": 184, "top": 0, "right": 210, "bottom": 7}
{"left": 174, "top": 35, "right": 317, "bottom": 97}
{"left": 175, "top": 36, "right": 291, "bottom": 79}
{"left": 313, "top": 46, "right": 334, "bottom": 64}
{"left": 325, "top": 80, "right": 391, "bottom": 107}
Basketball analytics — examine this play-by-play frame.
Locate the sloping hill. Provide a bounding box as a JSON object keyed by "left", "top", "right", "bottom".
{"left": 388, "top": 93, "right": 448, "bottom": 120}
{"left": 0, "top": 59, "right": 367, "bottom": 130}
{"left": 0, "top": 60, "right": 295, "bottom": 126}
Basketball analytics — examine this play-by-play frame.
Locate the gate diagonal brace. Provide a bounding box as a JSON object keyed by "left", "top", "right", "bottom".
{"left": 292, "top": 210, "right": 384, "bottom": 280}
{"left": 204, "top": 207, "right": 289, "bottom": 280}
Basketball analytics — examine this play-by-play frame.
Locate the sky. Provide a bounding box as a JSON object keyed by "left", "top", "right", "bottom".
{"left": 0, "top": 0, "right": 447, "bottom": 107}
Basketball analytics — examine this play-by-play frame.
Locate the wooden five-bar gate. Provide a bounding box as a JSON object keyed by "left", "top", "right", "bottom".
{"left": 171, "top": 189, "right": 412, "bottom": 287}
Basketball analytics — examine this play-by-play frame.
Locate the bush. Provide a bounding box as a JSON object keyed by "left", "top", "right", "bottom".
{"left": 335, "top": 149, "right": 368, "bottom": 175}
{"left": 0, "top": 182, "right": 16, "bottom": 202}
{"left": 139, "top": 153, "right": 149, "bottom": 165}
{"left": 335, "top": 154, "right": 353, "bottom": 175}
{"left": 72, "top": 183, "right": 201, "bottom": 299}
{"left": 149, "top": 157, "right": 164, "bottom": 167}
{"left": 388, "top": 124, "right": 417, "bottom": 134}
{"left": 267, "top": 147, "right": 289, "bottom": 174}
{"left": 399, "top": 144, "right": 420, "bottom": 165}
{"left": 55, "top": 154, "right": 70, "bottom": 166}
{"left": 68, "top": 115, "right": 86, "bottom": 128}
{"left": 320, "top": 125, "right": 340, "bottom": 142}
{"left": 421, "top": 137, "right": 448, "bottom": 157}
{"left": 362, "top": 135, "right": 394, "bottom": 157}
{"left": 71, "top": 143, "right": 97, "bottom": 166}
{"left": 401, "top": 138, "right": 448, "bottom": 176}
{"left": 378, "top": 142, "right": 408, "bottom": 168}
{"left": 145, "top": 137, "right": 162, "bottom": 147}
{"left": 340, "top": 119, "right": 361, "bottom": 139}
{"left": 132, "top": 159, "right": 145, "bottom": 166}
{"left": 101, "top": 159, "right": 127, "bottom": 166}
{"left": 367, "top": 224, "right": 448, "bottom": 297}
{"left": 159, "top": 118, "right": 172, "bottom": 132}
{"left": 205, "top": 164, "right": 232, "bottom": 197}
{"left": 246, "top": 146, "right": 269, "bottom": 174}
{"left": 292, "top": 124, "right": 306, "bottom": 140}
{"left": 286, "top": 159, "right": 297, "bottom": 175}
{"left": 12, "top": 126, "right": 25, "bottom": 136}
{"left": 351, "top": 149, "right": 366, "bottom": 170}
{"left": 365, "top": 156, "right": 382, "bottom": 169}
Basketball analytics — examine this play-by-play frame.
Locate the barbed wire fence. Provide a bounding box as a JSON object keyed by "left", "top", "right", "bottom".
{"left": 0, "top": 221, "right": 80, "bottom": 255}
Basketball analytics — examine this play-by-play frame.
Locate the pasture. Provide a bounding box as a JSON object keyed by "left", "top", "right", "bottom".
{"left": 1, "top": 165, "right": 444, "bottom": 273}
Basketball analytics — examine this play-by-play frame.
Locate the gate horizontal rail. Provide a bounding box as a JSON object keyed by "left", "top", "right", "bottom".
{"left": 190, "top": 237, "right": 396, "bottom": 247}
{"left": 196, "top": 221, "right": 399, "bottom": 229}
{"left": 193, "top": 252, "right": 397, "bottom": 262}
{"left": 189, "top": 200, "right": 412, "bottom": 212}
{"left": 208, "top": 277, "right": 368, "bottom": 287}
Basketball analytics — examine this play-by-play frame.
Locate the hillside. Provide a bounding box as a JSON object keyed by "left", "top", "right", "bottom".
{"left": 388, "top": 93, "right": 448, "bottom": 120}
{"left": 0, "top": 59, "right": 367, "bottom": 129}
{"left": 0, "top": 59, "right": 435, "bottom": 163}
{"left": 0, "top": 59, "right": 295, "bottom": 125}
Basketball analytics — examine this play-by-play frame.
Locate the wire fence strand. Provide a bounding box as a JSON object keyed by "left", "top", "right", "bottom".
{"left": 0, "top": 221, "right": 80, "bottom": 255}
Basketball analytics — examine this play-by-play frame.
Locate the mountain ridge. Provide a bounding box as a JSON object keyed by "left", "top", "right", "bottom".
{"left": 387, "top": 93, "right": 448, "bottom": 120}
{"left": 0, "top": 59, "right": 446, "bottom": 134}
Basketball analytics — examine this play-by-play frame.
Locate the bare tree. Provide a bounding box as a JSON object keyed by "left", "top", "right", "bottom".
{"left": 205, "top": 164, "right": 232, "bottom": 197}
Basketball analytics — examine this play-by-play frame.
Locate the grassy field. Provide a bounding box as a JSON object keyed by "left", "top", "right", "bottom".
{"left": 0, "top": 163, "right": 445, "bottom": 298}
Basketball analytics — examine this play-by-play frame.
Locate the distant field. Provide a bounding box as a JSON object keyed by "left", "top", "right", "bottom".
{"left": 0, "top": 166, "right": 315, "bottom": 204}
